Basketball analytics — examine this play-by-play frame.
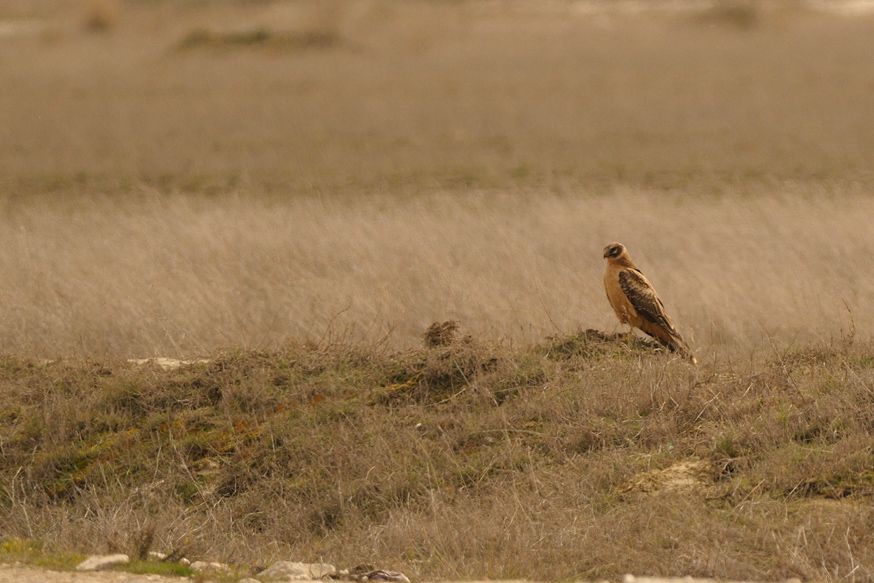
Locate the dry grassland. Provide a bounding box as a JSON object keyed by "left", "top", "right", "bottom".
{"left": 2, "top": 1, "right": 874, "bottom": 581}
{"left": 0, "top": 0, "right": 872, "bottom": 358}
{"left": 1, "top": 189, "right": 872, "bottom": 359}
{"left": 2, "top": 337, "right": 874, "bottom": 581}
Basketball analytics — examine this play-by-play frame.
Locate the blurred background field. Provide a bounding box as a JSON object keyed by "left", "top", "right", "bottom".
{"left": 1, "top": 0, "right": 873, "bottom": 357}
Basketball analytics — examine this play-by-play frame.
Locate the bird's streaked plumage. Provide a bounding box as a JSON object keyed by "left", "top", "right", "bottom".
{"left": 602, "top": 242, "right": 696, "bottom": 363}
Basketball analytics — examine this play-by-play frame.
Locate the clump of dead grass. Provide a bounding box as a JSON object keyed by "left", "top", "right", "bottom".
{"left": 423, "top": 321, "right": 461, "bottom": 348}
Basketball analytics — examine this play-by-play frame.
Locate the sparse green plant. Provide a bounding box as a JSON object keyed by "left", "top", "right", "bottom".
{"left": 0, "top": 538, "right": 85, "bottom": 570}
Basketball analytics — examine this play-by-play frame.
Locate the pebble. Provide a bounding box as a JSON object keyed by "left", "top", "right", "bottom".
{"left": 258, "top": 561, "right": 336, "bottom": 580}
{"left": 76, "top": 554, "right": 130, "bottom": 571}
{"left": 189, "top": 561, "right": 230, "bottom": 574}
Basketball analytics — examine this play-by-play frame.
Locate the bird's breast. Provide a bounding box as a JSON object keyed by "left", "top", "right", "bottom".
{"left": 604, "top": 266, "right": 632, "bottom": 320}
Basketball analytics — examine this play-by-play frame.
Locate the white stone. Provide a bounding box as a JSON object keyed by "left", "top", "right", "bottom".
{"left": 179, "top": 557, "right": 191, "bottom": 566}
{"left": 190, "top": 560, "right": 231, "bottom": 573}
{"left": 239, "top": 579, "right": 262, "bottom": 583}
{"left": 0, "top": 20, "right": 47, "bottom": 39}
{"left": 76, "top": 554, "right": 130, "bottom": 571}
{"left": 362, "top": 570, "right": 410, "bottom": 583}
{"left": 147, "top": 551, "right": 167, "bottom": 561}
{"left": 127, "top": 357, "right": 210, "bottom": 371}
{"left": 258, "top": 561, "right": 336, "bottom": 580}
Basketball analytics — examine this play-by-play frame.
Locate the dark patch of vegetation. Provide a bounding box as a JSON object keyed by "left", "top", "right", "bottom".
{"left": 178, "top": 28, "right": 341, "bottom": 52}
{"left": 540, "top": 328, "right": 663, "bottom": 361}
{"left": 692, "top": 1, "right": 761, "bottom": 30}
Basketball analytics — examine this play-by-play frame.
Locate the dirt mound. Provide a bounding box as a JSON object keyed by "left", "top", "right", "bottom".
{"left": 541, "top": 329, "right": 665, "bottom": 360}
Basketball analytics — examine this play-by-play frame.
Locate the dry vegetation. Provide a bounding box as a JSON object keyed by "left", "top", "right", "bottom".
{"left": 2, "top": 336, "right": 874, "bottom": 581}
{"left": 2, "top": 1, "right": 874, "bottom": 195}
{"left": 0, "top": 190, "right": 872, "bottom": 359}
{"left": 2, "top": 0, "right": 874, "bottom": 580}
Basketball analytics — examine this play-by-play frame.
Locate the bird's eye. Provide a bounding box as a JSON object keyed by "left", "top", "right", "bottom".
{"left": 610, "top": 246, "right": 621, "bottom": 257}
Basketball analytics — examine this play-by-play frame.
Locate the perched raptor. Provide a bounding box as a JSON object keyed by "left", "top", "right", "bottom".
{"left": 602, "top": 242, "right": 696, "bottom": 363}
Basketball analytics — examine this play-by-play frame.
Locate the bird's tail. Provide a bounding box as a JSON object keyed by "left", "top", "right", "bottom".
{"left": 668, "top": 334, "right": 697, "bottom": 364}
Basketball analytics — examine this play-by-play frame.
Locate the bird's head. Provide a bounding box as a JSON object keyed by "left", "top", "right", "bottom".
{"left": 603, "top": 242, "right": 626, "bottom": 260}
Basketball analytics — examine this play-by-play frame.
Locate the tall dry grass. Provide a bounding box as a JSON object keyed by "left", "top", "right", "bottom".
{"left": 0, "top": 188, "right": 870, "bottom": 358}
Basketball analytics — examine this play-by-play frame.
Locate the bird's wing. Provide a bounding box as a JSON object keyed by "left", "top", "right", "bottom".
{"left": 618, "top": 268, "right": 679, "bottom": 335}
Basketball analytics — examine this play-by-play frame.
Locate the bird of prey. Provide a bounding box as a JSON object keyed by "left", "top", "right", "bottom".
{"left": 602, "top": 242, "right": 696, "bottom": 363}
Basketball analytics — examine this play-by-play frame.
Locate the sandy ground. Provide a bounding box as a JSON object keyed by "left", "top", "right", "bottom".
{"left": 0, "top": 565, "right": 791, "bottom": 583}
{"left": 0, "top": 564, "right": 181, "bottom": 583}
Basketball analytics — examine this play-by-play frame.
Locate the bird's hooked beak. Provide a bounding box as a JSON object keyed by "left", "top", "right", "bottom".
{"left": 603, "top": 249, "right": 611, "bottom": 258}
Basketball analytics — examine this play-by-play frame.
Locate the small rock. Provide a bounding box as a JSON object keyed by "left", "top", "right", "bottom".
{"left": 239, "top": 579, "right": 261, "bottom": 583}
{"left": 190, "top": 560, "right": 231, "bottom": 573}
{"left": 76, "top": 554, "right": 130, "bottom": 571}
{"left": 259, "top": 561, "right": 337, "bottom": 580}
{"left": 127, "top": 357, "right": 210, "bottom": 371}
{"left": 338, "top": 566, "right": 410, "bottom": 583}
{"left": 147, "top": 551, "right": 167, "bottom": 561}
{"left": 179, "top": 557, "right": 191, "bottom": 566}
{"left": 360, "top": 570, "right": 410, "bottom": 583}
